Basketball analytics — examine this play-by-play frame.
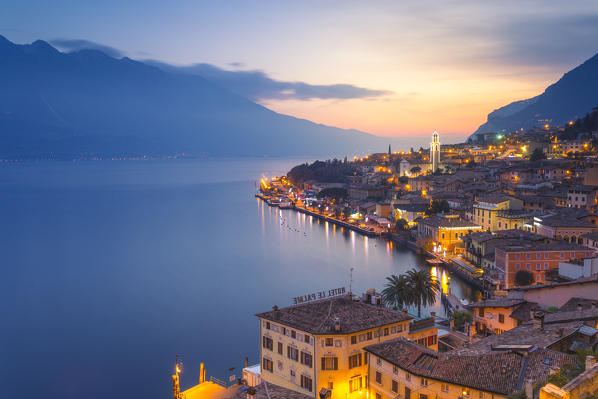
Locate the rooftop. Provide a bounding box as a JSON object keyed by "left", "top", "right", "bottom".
{"left": 365, "top": 338, "right": 573, "bottom": 395}
{"left": 230, "top": 382, "right": 312, "bottom": 399}
{"left": 495, "top": 241, "right": 590, "bottom": 253}
{"left": 256, "top": 295, "right": 412, "bottom": 335}
{"left": 467, "top": 298, "right": 527, "bottom": 309}
{"left": 420, "top": 215, "right": 481, "bottom": 229}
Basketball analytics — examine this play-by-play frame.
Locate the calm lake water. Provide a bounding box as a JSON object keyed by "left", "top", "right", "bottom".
{"left": 0, "top": 158, "right": 474, "bottom": 399}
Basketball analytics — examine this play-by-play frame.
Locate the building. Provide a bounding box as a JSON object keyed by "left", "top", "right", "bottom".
{"left": 534, "top": 215, "right": 598, "bottom": 244}
{"left": 392, "top": 203, "right": 427, "bottom": 226}
{"left": 493, "top": 242, "right": 593, "bottom": 289}
{"left": 364, "top": 337, "right": 573, "bottom": 399}
{"left": 256, "top": 294, "right": 438, "bottom": 399}
{"left": 509, "top": 275, "right": 598, "bottom": 308}
{"left": 467, "top": 297, "right": 537, "bottom": 335}
{"left": 430, "top": 131, "right": 440, "bottom": 173}
{"left": 473, "top": 195, "right": 524, "bottom": 232}
{"left": 417, "top": 214, "right": 482, "bottom": 252}
{"left": 559, "top": 257, "right": 598, "bottom": 280}
{"left": 566, "top": 185, "right": 598, "bottom": 210}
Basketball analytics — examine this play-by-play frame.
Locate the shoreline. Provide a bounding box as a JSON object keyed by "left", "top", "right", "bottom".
{"left": 255, "top": 194, "right": 484, "bottom": 291}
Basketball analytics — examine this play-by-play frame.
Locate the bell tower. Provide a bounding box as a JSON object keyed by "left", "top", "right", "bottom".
{"left": 430, "top": 131, "right": 440, "bottom": 173}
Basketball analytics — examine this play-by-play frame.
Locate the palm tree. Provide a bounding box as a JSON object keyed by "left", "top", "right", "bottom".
{"left": 405, "top": 268, "right": 440, "bottom": 318}
{"left": 382, "top": 275, "right": 414, "bottom": 310}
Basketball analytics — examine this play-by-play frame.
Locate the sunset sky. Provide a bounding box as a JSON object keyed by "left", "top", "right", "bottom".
{"left": 3, "top": 0, "right": 598, "bottom": 141}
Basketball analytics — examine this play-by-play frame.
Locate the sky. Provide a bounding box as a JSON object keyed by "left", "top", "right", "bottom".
{"left": 3, "top": 0, "right": 598, "bottom": 141}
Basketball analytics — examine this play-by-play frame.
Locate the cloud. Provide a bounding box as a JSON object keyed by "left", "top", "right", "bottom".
{"left": 151, "top": 62, "right": 392, "bottom": 101}
{"left": 50, "top": 39, "right": 124, "bottom": 58}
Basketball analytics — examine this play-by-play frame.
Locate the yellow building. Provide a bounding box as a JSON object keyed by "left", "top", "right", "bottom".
{"left": 365, "top": 337, "right": 574, "bottom": 399}
{"left": 473, "top": 195, "right": 523, "bottom": 232}
{"left": 417, "top": 214, "right": 482, "bottom": 252}
{"left": 256, "top": 294, "right": 438, "bottom": 399}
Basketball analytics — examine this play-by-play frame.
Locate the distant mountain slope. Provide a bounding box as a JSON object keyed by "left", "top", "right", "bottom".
{"left": 0, "top": 36, "right": 388, "bottom": 158}
{"left": 471, "top": 52, "right": 598, "bottom": 139}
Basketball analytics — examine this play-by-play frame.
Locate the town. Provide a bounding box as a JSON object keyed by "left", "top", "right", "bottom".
{"left": 174, "top": 110, "right": 598, "bottom": 399}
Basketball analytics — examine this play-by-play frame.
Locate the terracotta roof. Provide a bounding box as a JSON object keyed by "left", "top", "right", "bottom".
{"left": 256, "top": 296, "right": 412, "bottom": 335}
{"left": 455, "top": 321, "right": 587, "bottom": 353}
{"left": 420, "top": 215, "right": 481, "bottom": 229}
{"left": 538, "top": 216, "right": 596, "bottom": 228}
{"left": 495, "top": 241, "right": 590, "bottom": 253}
{"left": 509, "top": 302, "right": 538, "bottom": 322}
{"left": 509, "top": 274, "right": 598, "bottom": 291}
{"left": 559, "top": 297, "right": 598, "bottom": 312}
{"left": 365, "top": 338, "right": 573, "bottom": 395}
{"left": 230, "top": 382, "right": 312, "bottom": 399}
{"left": 467, "top": 298, "right": 527, "bottom": 309}
{"left": 544, "top": 308, "right": 598, "bottom": 324}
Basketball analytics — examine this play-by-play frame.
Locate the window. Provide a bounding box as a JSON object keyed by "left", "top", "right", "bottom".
{"left": 321, "top": 356, "right": 338, "bottom": 370}
{"left": 282, "top": 327, "right": 287, "bottom": 335}
{"left": 536, "top": 253, "right": 541, "bottom": 259}
{"left": 351, "top": 335, "right": 357, "bottom": 345}
{"left": 300, "top": 352, "right": 312, "bottom": 368}
{"left": 479, "top": 392, "right": 485, "bottom": 399}
{"left": 277, "top": 360, "right": 283, "bottom": 371}
{"left": 348, "top": 353, "right": 362, "bottom": 368}
{"left": 277, "top": 342, "right": 283, "bottom": 354}
{"left": 393, "top": 365, "right": 399, "bottom": 375}
{"left": 375, "top": 371, "right": 382, "bottom": 384}
{"left": 376, "top": 357, "right": 382, "bottom": 366}
{"left": 421, "top": 378, "right": 428, "bottom": 387}
{"left": 290, "top": 369, "right": 295, "bottom": 377}
{"left": 516, "top": 263, "right": 520, "bottom": 270}
{"left": 334, "top": 339, "right": 342, "bottom": 348}
{"left": 265, "top": 321, "right": 270, "bottom": 330}
{"left": 376, "top": 394, "right": 382, "bottom": 399}
{"left": 536, "top": 263, "right": 541, "bottom": 270}
{"left": 441, "top": 383, "right": 449, "bottom": 392}
{"left": 367, "top": 331, "right": 373, "bottom": 340}
{"left": 427, "top": 335, "right": 437, "bottom": 346}
{"left": 287, "top": 346, "right": 298, "bottom": 361}
{"left": 419, "top": 395, "right": 428, "bottom": 399}
{"left": 390, "top": 326, "right": 397, "bottom": 334}
{"left": 397, "top": 324, "right": 403, "bottom": 332}
{"left": 499, "top": 314, "right": 504, "bottom": 323}
{"left": 291, "top": 330, "right": 296, "bottom": 339}
{"left": 304, "top": 334, "right": 310, "bottom": 344}
{"left": 527, "top": 254, "right": 531, "bottom": 259}
{"left": 405, "top": 387, "right": 411, "bottom": 399}
{"left": 392, "top": 379, "right": 399, "bottom": 393}
{"left": 262, "top": 336, "right": 273, "bottom": 350}
{"left": 544, "top": 253, "right": 549, "bottom": 259}
{"left": 526, "top": 264, "right": 531, "bottom": 270}
{"left": 300, "top": 375, "right": 312, "bottom": 392}
{"left": 262, "top": 357, "right": 273, "bottom": 372}
{"left": 406, "top": 373, "right": 411, "bottom": 382}
{"left": 442, "top": 233, "right": 445, "bottom": 239}
{"left": 328, "top": 382, "right": 333, "bottom": 389}
{"left": 349, "top": 376, "right": 363, "bottom": 393}
{"left": 516, "top": 253, "right": 521, "bottom": 259}
{"left": 325, "top": 338, "right": 334, "bottom": 347}
{"left": 384, "top": 327, "right": 389, "bottom": 336}
{"left": 544, "top": 263, "right": 549, "bottom": 269}
{"left": 478, "top": 308, "right": 484, "bottom": 317}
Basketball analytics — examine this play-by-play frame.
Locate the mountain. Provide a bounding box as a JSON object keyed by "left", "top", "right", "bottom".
{"left": 471, "top": 53, "right": 598, "bottom": 140}
{"left": 0, "top": 36, "right": 389, "bottom": 159}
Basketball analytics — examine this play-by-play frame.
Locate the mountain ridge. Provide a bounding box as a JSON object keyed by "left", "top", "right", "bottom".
{"left": 471, "top": 52, "right": 598, "bottom": 139}
{"left": 0, "top": 36, "right": 390, "bottom": 159}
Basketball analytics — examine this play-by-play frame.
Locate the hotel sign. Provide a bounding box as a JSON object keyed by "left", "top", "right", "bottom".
{"left": 292, "top": 287, "right": 346, "bottom": 305}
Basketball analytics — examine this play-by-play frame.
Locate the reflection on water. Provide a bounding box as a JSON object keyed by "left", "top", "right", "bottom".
{"left": 256, "top": 201, "right": 477, "bottom": 317}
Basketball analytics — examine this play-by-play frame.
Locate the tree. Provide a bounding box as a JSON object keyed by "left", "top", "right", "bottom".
{"left": 530, "top": 148, "right": 547, "bottom": 162}
{"left": 410, "top": 166, "right": 421, "bottom": 174}
{"left": 395, "top": 219, "right": 409, "bottom": 231}
{"left": 515, "top": 270, "right": 534, "bottom": 286}
{"left": 405, "top": 269, "right": 440, "bottom": 318}
{"left": 343, "top": 207, "right": 352, "bottom": 220}
{"left": 450, "top": 311, "right": 473, "bottom": 332}
{"left": 382, "top": 275, "right": 414, "bottom": 310}
{"left": 426, "top": 199, "right": 450, "bottom": 215}
{"left": 398, "top": 176, "right": 409, "bottom": 184}
{"left": 316, "top": 187, "right": 348, "bottom": 202}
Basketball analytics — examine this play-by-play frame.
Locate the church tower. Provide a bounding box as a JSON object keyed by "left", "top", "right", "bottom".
{"left": 430, "top": 131, "right": 440, "bottom": 173}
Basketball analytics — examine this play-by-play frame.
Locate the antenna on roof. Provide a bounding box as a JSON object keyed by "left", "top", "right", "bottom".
{"left": 349, "top": 267, "right": 354, "bottom": 295}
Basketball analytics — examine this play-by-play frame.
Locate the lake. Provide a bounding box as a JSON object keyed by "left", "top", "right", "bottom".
{"left": 0, "top": 158, "right": 474, "bottom": 399}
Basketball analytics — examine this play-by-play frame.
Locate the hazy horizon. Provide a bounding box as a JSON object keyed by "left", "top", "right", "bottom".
{"left": 4, "top": 0, "right": 598, "bottom": 139}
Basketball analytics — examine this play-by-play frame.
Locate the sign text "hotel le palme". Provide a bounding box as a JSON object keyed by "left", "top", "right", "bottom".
{"left": 292, "top": 287, "right": 346, "bottom": 305}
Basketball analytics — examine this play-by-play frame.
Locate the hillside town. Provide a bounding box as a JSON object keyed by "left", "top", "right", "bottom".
{"left": 176, "top": 111, "right": 598, "bottom": 399}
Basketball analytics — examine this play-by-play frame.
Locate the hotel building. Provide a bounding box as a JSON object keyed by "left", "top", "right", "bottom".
{"left": 256, "top": 294, "right": 438, "bottom": 399}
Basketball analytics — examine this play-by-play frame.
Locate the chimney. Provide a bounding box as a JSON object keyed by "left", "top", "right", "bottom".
{"left": 273, "top": 305, "right": 279, "bottom": 319}
{"left": 246, "top": 386, "right": 257, "bottom": 399}
{"left": 319, "top": 388, "right": 332, "bottom": 399}
{"left": 524, "top": 380, "right": 534, "bottom": 399}
{"left": 586, "top": 356, "right": 597, "bottom": 371}
{"left": 533, "top": 311, "right": 545, "bottom": 330}
{"left": 334, "top": 317, "right": 341, "bottom": 332}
